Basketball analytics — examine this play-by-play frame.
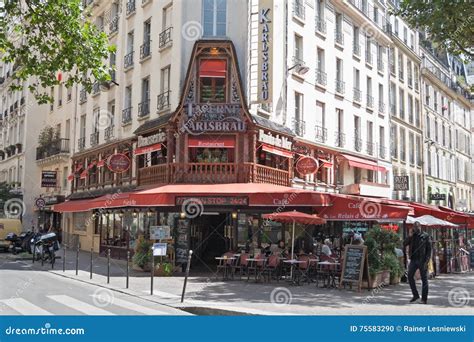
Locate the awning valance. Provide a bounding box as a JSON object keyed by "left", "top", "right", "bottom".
{"left": 199, "top": 59, "right": 227, "bottom": 78}
{"left": 134, "top": 143, "right": 162, "bottom": 156}
{"left": 261, "top": 144, "right": 293, "bottom": 158}
{"left": 188, "top": 136, "right": 235, "bottom": 148}
{"left": 340, "top": 154, "right": 386, "bottom": 172}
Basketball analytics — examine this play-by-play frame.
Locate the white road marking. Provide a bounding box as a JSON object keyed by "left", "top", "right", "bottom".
{"left": 48, "top": 295, "right": 115, "bottom": 315}
{"left": 141, "top": 290, "right": 180, "bottom": 298}
{"left": 90, "top": 294, "right": 171, "bottom": 315}
{"left": 0, "top": 298, "right": 52, "bottom": 315}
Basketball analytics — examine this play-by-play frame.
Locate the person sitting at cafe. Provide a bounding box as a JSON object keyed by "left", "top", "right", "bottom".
{"left": 271, "top": 240, "right": 289, "bottom": 258}
{"left": 321, "top": 239, "right": 333, "bottom": 256}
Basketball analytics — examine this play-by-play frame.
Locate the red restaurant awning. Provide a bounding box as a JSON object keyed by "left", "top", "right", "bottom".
{"left": 319, "top": 159, "right": 333, "bottom": 168}
{"left": 340, "top": 154, "right": 386, "bottom": 172}
{"left": 188, "top": 136, "right": 235, "bottom": 148}
{"left": 261, "top": 144, "right": 293, "bottom": 158}
{"left": 134, "top": 143, "right": 162, "bottom": 156}
{"left": 199, "top": 59, "right": 227, "bottom": 78}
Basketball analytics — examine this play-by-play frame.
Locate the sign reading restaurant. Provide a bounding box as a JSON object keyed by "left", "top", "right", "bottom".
{"left": 258, "top": 0, "right": 273, "bottom": 103}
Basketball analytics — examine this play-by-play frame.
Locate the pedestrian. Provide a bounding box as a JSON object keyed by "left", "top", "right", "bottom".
{"left": 403, "top": 222, "right": 432, "bottom": 304}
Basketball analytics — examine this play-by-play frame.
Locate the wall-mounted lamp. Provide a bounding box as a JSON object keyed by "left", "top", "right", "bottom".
{"left": 288, "top": 63, "right": 310, "bottom": 76}
{"left": 180, "top": 212, "right": 186, "bottom": 219}
{"left": 231, "top": 212, "right": 238, "bottom": 219}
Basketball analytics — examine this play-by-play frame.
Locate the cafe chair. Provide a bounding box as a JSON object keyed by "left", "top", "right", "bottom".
{"left": 232, "top": 253, "right": 250, "bottom": 280}
{"left": 247, "top": 253, "right": 266, "bottom": 282}
{"left": 262, "top": 255, "right": 280, "bottom": 282}
{"left": 216, "top": 252, "right": 235, "bottom": 280}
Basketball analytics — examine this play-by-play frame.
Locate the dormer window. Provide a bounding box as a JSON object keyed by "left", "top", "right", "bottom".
{"left": 199, "top": 59, "right": 226, "bottom": 103}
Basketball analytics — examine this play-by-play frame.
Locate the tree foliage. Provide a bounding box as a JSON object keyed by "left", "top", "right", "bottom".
{"left": 393, "top": 0, "right": 474, "bottom": 60}
{"left": 0, "top": 0, "right": 115, "bottom": 103}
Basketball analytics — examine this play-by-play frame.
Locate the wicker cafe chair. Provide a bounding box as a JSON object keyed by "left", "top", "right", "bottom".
{"left": 232, "top": 253, "right": 250, "bottom": 280}
{"left": 262, "top": 255, "right": 280, "bottom": 282}
{"left": 216, "top": 252, "right": 235, "bottom": 280}
{"left": 247, "top": 253, "right": 266, "bottom": 282}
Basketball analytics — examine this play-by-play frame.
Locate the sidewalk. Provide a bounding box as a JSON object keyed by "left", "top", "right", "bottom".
{"left": 7, "top": 249, "right": 474, "bottom": 315}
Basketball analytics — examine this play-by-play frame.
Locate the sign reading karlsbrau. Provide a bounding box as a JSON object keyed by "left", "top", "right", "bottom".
{"left": 258, "top": 0, "right": 273, "bottom": 103}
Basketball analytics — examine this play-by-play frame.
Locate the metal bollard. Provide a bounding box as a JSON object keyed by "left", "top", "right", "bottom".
{"left": 75, "top": 244, "right": 79, "bottom": 276}
{"left": 90, "top": 247, "right": 93, "bottom": 279}
{"left": 150, "top": 252, "right": 154, "bottom": 295}
{"left": 107, "top": 249, "right": 111, "bottom": 284}
{"left": 63, "top": 244, "right": 66, "bottom": 272}
{"left": 181, "top": 250, "right": 193, "bottom": 303}
{"left": 41, "top": 248, "right": 44, "bottom": 267}
{"left": 32, "top": 241, "right": 36, "bottom": 264}
{"left": 126, "top": 251, "right": 130, "bottom": 289}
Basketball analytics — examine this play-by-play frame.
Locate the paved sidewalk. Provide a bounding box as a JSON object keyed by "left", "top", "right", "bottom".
{"left": 3, "top": 250, "right": 473, "bottom": 315}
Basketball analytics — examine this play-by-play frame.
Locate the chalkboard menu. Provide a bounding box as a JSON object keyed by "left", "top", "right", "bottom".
{"left": 340, "top": 245, "right": 369, "bottom": 292}
{"left": 175, "top": 219, "right": 190, "bottom": 264}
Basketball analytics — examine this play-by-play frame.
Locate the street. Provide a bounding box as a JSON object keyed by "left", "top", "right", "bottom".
{"left": 0, "top": 252, "right": 472, "bottom": 316}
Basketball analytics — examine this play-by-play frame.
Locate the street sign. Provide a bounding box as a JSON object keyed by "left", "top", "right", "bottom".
{"left": 150, "top": 226, "right": 171, "bottom": 240}
{"left": 152, "top": 243, "right": 167, "bottom": 256}
{"left": 393, "top": 175, "right": 409, "bottom": 191}
{"left": 41, "top": 171, "right": 57, "bottom": 188}
{"left": 35, "top": 197, "right": 46, "bottom": 209}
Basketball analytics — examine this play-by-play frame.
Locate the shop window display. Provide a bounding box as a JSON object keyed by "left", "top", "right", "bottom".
{"left": 190, "top": 148, "right": 233, "bottom": 163}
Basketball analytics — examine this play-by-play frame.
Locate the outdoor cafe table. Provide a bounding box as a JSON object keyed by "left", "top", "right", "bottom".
{"left": 283, "top": 260, "right": 307, "bottom": 285}
{"left": 215, "top": 257, "right": 236, "bottom": 280}
{"left": 246, "top": 258, "right": 266, "bottom": 282}
{"left": 317, "top": 261, "right": 341, "bottom": 288}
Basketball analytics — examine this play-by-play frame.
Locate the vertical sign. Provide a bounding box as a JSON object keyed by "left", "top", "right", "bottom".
{"left": 258, "top": 0, "right": 273, "bottom": 103}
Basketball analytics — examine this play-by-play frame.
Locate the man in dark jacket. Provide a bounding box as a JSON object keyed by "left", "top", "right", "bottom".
{"left": 403, "top": 222, "right": 432, "bottom": 304}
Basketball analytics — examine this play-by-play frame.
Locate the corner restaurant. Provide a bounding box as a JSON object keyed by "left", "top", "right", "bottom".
{"left": 53, "top": 40, "right": 473, "bottom": 269}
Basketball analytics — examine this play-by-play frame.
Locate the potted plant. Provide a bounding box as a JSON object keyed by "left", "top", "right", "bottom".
{"left": 364, "top": 234, "right": 383, "bottom": 288}
{"left": 383, "top": 253, "right": 402, "bottom": 285}
{"left": 132, "top": 236, "right": 152, "bottom": 271}
{"left": 154, "top": 259, "right": 174, "bottom": 276}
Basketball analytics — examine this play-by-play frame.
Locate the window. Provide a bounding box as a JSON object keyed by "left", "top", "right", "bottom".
{"left": 403, "top": 27, "right": 408, "bottom": 44}
{"left": 127, "top": 31, "right": 134, "bottom": 54}
{"left": 353, "top": 26, "right": 360, "bottom": 54}
{"left": 398, "top": 53, "right": 403, "bottom": 80}
{"left": 365, "top": 34, "right": 372, "bottom": 63}
{"left": 199, "top": 59, "right": 226, "bottom": 102}
{"left": 399, "top": 128, "right": 406, "bottom": 162}
{"left": 163, "top": 4, "right": 172, "bottom": 29}
{"left": 161, "top": 65, "right": 170, "bottom": 93}
{"left": 335, "top": 13, "right": 343, "bottom": 44}
{"left": 58, "top": 84, "right": 63, "bottom": 107}
{"left": 415, "top": 99, "right": 420, "bottom": 127}
{"left": 433, "top": 90, "right": 438, "bottom": 111}
{"left": 408, "top": 94, "right": 413, "bottom": 124}
{"left": 409, "top": 132, "right": 415, "bottom": 165}
{"left": 141, "top": 77, "right": 150, "bottom": 102}
{"left": 379, "top": 125, "right": 385, "bottom": 150}
{"left": 203, "top": 0, "right": 226, "bottom": 37}
{"left": 394, "top": 19, "right": 399, "bottom": 35}
{"left": 125, "top": 85, "right": 132, "bottom": 109}
{"left": 407, "top": 60, "right": 412, "bottom": 86}
{"left": 399, "top": 88, "right": 404, "bottom": 119}
{"left": 80, "top": 115, "right": 86, "bottom": 139}
{"left": 316, "top": 0, "right": 324, "bottom": 19}
{"left": 391, "top": 125, "right": 398, "bottom": 158}
{"left": 390, "top": 82, "right": 396, "bottom": 115}
{"left": 67, "top": 86, "right": 72, "bottom": 102}
{"left": 317, "top": 48, "right": 325, "bottom": 72}
{"left": 63, "top": 166, "right": 68, "bottom": 189}
{"left": 92, "top": 108, "right": 100, "bottom": 133}
{"left": 425, "top": 84, "right": 430, "bottom": 105}
{"left": 294, "top": 93, "right": 304, "bottom": 136}
{"left": 294, "top": 34, "right": 303, "bottom": 63}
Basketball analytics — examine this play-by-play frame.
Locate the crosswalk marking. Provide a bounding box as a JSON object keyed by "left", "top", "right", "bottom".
{"left": 90, "top": 295, "right": 170, "bottom": 315}
{"left": 0, "top": 298, "right": 52, "bottom": 315}
{"left": 141, "top": 290, "right": 180, "bottom": 298}
{"left": 48, "top": 295, "right": 114, "bottom": 315}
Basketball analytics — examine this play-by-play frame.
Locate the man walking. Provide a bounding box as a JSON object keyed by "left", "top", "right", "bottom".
{"left": 404, "top": 222, "right": 432, "bottom": 304}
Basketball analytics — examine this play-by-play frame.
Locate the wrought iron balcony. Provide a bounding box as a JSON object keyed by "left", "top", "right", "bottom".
{"left": 79, "top": 89, "right": 87, "bottom": 104}
{"left": 78, "top": 137, "right": 86, "bottom": 151}
{"left": 36, "top": 138, "right": 70, "bottom": 161}
{"left": 157, "top": 90, "right": 171, "bottom": 111}
{"left": 390, "top": 104, "right": 396, "bottom": 116}
{"left": 335, "top": 79, "right": 345, "bottom": 94}
{"left": 353, "top": 43, "right": 361, "bottom": 56}
{"left": 140, "top": 41, "right": 151, "bottom": 59}
{"left": 315, "top": 125, "right": 327, "bottom": 143}
{"left": 366, "top": 141, "right": 375, "bottom": 156}
{"left": 378, "top": 102, "right": 385, "bottom": 114}
{"left": 377, "top": 59, "right": 384, "bottom": 73}
{"left": 353, "top": 88, "right": 362, "bottom": 102}
{"left": 138, "top": 99, "right": 150, "bottom": 117}
{"left": 315, "top": 17, "right": 326, "bottom": 34}
{"left": 109, "top": 16, "right": 119, "bottom": 34}
{"left": 390, "top": 62, "right": 395, "bottom": 75}
{"left": 366, "top": 94, "right": 374, "bottom": 109}
{"left": 122, "top": 107, "right": 132, "bottom": 124}
{"left": 399, "top": 70, "right": 404, "bottom": 81}
{"left": 124, "top": 51, "right": 134, "bottom": 69}
{"left": 159, "top": 27, "right": 173, "bottom": 48}
{"left": 104, "top": 125, "right": 114, "bottom": 141}
{"left": 315, "top": 69, "right": 327, "bottom": 86}
{"left": 335, "top": 131, "right": 346, "bottom": 148}
{"left": 335, "top": 30, "right": 344, "bottom": 46}
{"left": 366, "top": 50, "right": 373, "bottom": 65}
{"left": 354, "top": 137, "right": 363, "bottom": 152}
{"left": 92, "top": 82, "right": 100, "bottom": 96}
{"left": 90, "top": 131, "right": 99, "bottom": 147}
{"left": 293, "top": 0, "right": 305, "bottom": 20}
{"left": 379, "top": 145, "right": 386, "bottom": 159}
{"left": 126, "top": 0, "right": 136, "bottom": 16}
{"left": 293, "top": 119, "right": 305, "bottom": 137}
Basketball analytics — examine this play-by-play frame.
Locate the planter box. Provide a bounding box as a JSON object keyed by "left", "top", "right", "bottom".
{"left": 390, "top": 276, "right": 401, "bottom": 285}
{"left": 363, "top": 271, "right": 387, "bottom": 289}
{"left": 381, "top": 270, "right": 390, "bottom": 285}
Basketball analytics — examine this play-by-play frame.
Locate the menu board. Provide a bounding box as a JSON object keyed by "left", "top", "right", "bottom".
{"left": 175, "top": 219, "right": 190, "bottom": 264}
{"left": 340, "top": 245, "right": 369, "bottom": 292}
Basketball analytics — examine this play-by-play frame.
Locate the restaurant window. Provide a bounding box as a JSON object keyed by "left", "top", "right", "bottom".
{"left": 199, "top": 59, "right": 226, "bottom": 103}
{"left": 189, "top": 136, "right": 235, "bottom": 163}
{"left": 203, "top": 0, "right": 226, "bottom": 37}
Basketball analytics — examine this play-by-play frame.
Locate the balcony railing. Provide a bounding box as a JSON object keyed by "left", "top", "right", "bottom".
{"left": 104, "top": 125, "right": 114, "bottom": 141}
{"left": 126, "top": 0, "right": 136, "bottom": 16}
{"left": 353, "top": 43, "right": 361, "bottom": 56}
{"left": 293, "top": 0, "right": 305, "bottom": 20}
{"left": 354, "top": 137, "right": 363, "bottom": 152}
{"left": 335, "top": 131, "right": 345, "bottom": 148}
{"left": 335, "top": 30, "right": 344, "bottom": 46}
{"left": 159, "top": 27, "right": 173, "bottom": 48}
{"left": 293, "top": 119, "right": 305, "bottom": 136}
{"left": 378, "top": 102, "right": 385, "bottom": 114}
{"left": 366, "top": 50, "right": 373, "bottom": 65}
{"left": 315, "top": 17, "right": 326, "bottom": 34}
{"left": 292, "top": 56, "right": 306, "bottom": 71}
{"left": 390, "top": 104, "right": 396, "bottom": 116}
{"left": 335, "top": 79, "right": 345, "bottom": 94}
{"left": 36, "top": 138, "right": 70, "bottom": 161}
{"left": 79, "top": 89, "right": 87, "bottom": 104}
{"left": 122, "top": 107, "right": 132, "bottom": 124}
{"left": 408, "top": 76, "right": 413, "bottom": 87}
{"left": 78, "top": 137, "right": 86, "bottom": 151}
{"left": 109, "top": 16, "right": 119, "bottom": 34}
{"left": 138, "top": 99, "right": 150, "bottom": 117}
{"left": 347, "top": 0, "right": 392, "bottom": 35}
{"left": 140, "top": 41, "right": 151, "bottom": 59}
{"left": 366, "top": 141, "right": 375, "bottom": 156}
{"left": 366, "top": 94, "right": 374, "bottom": 109}
{"left": 157, "top": 90, "right": 171, "bottom": 111}
{"left": 90, "top": 131, "right": 99, "bottom": 147}
{"left": 353, "top": 88, "right": 362, "bottom": 102}
{"left": 315, "top": 125, "right": 327, "bottom": 143}
{"left": 138, "top": 162, "right": 291, "bottom": 187}
{"left": 92, "top": 82, "right": 100, "bottom": 96}
{"left": 390, "top": 62, "right": 395, "bottom": 75}
{"left": 377, "top": 59, "right": 384, "bottom": 73}
{"left": 124, "top": 51, "right": 134, "bottom": 69}
{"left": 315, "top": 69, "right": 327, "bottom": 86}
{"left": 379, "top": 146, "right": 386, "bottom": 159}
{"left": 399, "top": 70, "right": 404, "bottom": 81}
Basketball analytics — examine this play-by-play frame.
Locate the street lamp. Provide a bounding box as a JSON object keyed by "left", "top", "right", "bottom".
{"left": 288, "top": 63, "right": 309, "bottom": 76}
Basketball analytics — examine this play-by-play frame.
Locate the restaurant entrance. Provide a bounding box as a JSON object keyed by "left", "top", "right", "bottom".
{"left": 190, "top": 213, "right": 232, "bottom": 267}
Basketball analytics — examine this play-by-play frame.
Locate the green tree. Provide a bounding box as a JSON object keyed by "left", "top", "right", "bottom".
{"left": 393, "top": 0, "right": 473, "bottom": 60}
{"left": 0, "top": 0, "right": 115, "bottom": 103}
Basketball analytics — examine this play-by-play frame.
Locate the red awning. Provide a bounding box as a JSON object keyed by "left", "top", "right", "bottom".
{"left": 97, "top": 160, "right": 105, "bottom": 167}
{"left": 80, "top": 170, "right": 88, "bottom": 179}
{"left": 263, "top": 211, "right": 326, "bottom": 225}
{"left": 134, "top": 143, "right": 162, "bottom": 156}
{"left": 315, "top": 194, "right": 410, "bottom": 221}
{"left": 261, "top": 144, "right": 293, "bottom": 158}
{"left": 199, "top": 59, "right": 227, "bottom": 78}
{"left": 319, "top": 159, "right": 333, "bottom": 168}
{"left": 188, "top": 136, "right": 235, "bottom": 148}
{"left": 340, "top": 154, "right": 386, "bottom": 172}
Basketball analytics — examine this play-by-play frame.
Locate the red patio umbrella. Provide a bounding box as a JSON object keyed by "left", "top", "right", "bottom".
{"left": 262, "top": 211, "right": 326, "bottom": 261}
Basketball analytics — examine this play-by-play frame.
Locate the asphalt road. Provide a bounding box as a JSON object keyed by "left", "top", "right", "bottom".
{"left": 0, "top": 258, "right": 189, "bottom": 316}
